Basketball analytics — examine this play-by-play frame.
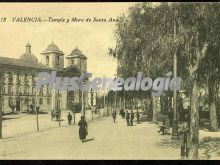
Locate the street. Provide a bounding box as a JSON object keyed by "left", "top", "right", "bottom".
{"left": 0, "top": 114, "right": 180, "bottom": 160}
{"left": 0, "top": 110, "right": 220, "bottom": 160}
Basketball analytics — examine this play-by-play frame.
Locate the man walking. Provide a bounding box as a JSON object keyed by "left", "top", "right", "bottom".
{"left": 112, "top": 110, "right": 117, "bottom": 123}
{"left": 130, "top": 110, "right": 134, "bottom": 126}
{"left": 136, "top": 110, "right": 140, "bottom": 124}
{"left": 125, "top": 111, "right": 130, "bottom": 126}
{"left": 119, "top": 108, "right": 125, "bottom": 119}
{"left": 67, "top": 112, "right": 72, "bottom": 125}
{"left": 178, "top": 114, "right": 190, "bottom": 159}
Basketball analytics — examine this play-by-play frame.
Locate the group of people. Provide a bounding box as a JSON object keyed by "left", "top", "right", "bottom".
{"left": 112, "top": 108, "right": 140, "bottom": 126}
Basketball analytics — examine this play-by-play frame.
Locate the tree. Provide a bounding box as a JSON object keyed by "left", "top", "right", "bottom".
{"left": 110, "top": 2, "right": 220, "bottom": 159}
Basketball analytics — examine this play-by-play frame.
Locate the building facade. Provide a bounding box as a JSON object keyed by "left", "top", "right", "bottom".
{"left": 0, "top": 42, "right": 93, "bottom": 114}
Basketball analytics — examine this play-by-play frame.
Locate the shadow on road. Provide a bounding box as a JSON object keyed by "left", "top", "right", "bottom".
{"left": 3, "top": 117, "right": 21, "bottom": 121}
{"left": 83, "top": 138, "right": 95, "bottom": 142}
{"left": 155, "top": 138, "right": 180, "bottom": 149}
{"left": 199, "top": 137, "right": 220, "bottom": 159}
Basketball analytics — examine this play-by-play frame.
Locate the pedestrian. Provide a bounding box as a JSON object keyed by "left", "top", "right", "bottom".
{"left": 130, "top": 110, "right": 134, "bottom": 126}
{"left": 120, "top": 108, "right": 125, "bottom": 119}
{"left": 178, "top": 114, "right": 190, "bottom": 160}
{"left": 112, "top": 110, "right": 116, "bottom": 123}
{"left": 158, "top": 118, "right": 166, "bottom": 135}
{"left": 178, "top": 98, "right": 185, "bottom": 122}
{"left": 67, "top": 112, "right": 72, "bottom": 125}
{"left": 78, "top": 116, "right": 88, "bottom": 142}
{"left": 122, "top": 109, "right": 125, "bottom": 119}
{"left": 136, "top": 110, "right": 140, "bottom": 124}
{"left": 125, "top": 111, "right": 130, "bottom": 126}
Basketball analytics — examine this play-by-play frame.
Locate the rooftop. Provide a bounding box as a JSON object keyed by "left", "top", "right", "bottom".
{"left": 66, "top": 47, "right": 87, "bottom": 59}
{"left": 0, "top": 56, "right": 53, "bottom": 70}
{"left": 41, "top": 42, "right": 64, "bottom": 55}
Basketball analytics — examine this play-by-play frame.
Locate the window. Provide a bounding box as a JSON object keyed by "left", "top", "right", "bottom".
{"left": 71, "top": 59, "right": 74, "bottom": 65}
{"left": 8, "top": 97, "right": 13, "bottom": 106}
{"left": 39, "top": 98, "right": 43, "bottom": 105}
{"left": 46, "top": 56, "right": 49, "bottom": 65}
{"left": 24, "top": 74, "right": 28, "bottom": 84}
{"left": 47, "top": 98, "right": 51, "bottom": 105}
{"left": 8, "top": 86, "right": 13, "bottom": 94}
{"left": 8, "top": 72, "right": 13, "bottom": 85}
{"left": 46, "top": 85, "right": 50, "bottom": 95}
{"left": 16, "top": 86, "right": 20, "bottom": 94}
{"left": 17, "top": 72, "right": 20, "bottom": 84}
{"left": 0, "top": 71, "right": 4, "bottom": 82}
{"left": 24, "top": 87, "right": 29, "bottom": 94}
{"left": 74, "top": 58, "right": 77, "bottom": 65}
{"left": 1, "top": 85, "right": 5, "bottom": 94}
{"left": 32, "top": 98, "right": 35, "bottom": 105}
{"left": 32, "top": 87, "right": 35, "bottom": 94}
{"left": 39, "top": 88, "right": 43, "bottom": 95}
{"left": 56, "top": 56, "right": 60, "bottom": 66}
{"left": 32, "top": 74, "right": 35, "bottom": 83}
{"left": 57, "top": 90, "right": 61, "bottom": 97}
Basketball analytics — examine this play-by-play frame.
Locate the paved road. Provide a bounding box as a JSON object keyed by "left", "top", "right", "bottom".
{"left": 0, "top": 115, "right": 180, "bottom": 159}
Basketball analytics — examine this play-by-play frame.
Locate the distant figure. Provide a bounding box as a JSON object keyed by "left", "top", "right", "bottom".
{"left": 36, "top": 106, "right": 40, "bottom": 113}
{"left": 130, "top": 110, "right": 134, "bottom": 126}
{"left": 136, "top": 110, "right": 140, "bottom": 124}
{"left": 125, "top": 111, "right": 130, "bottom": 126}
{"left": 119, "top": 108, "right": 125, "bottom": 119}
{"left": 178, "top": 99, "right": 185, "bottom": 122}
{"left": 112, "top": 110, "right": 117, "bottom": 123}
{"left": 78, "top": 116, "right": 88, "bottom": 142}
{"left": 67, "top": 112, "right": 72, "bottom": 125}
{"left": 178, "top": 114, "right": 190, "bottom": 159}
{"left": 158, "top": 118, "right": 166, "bottom": 135}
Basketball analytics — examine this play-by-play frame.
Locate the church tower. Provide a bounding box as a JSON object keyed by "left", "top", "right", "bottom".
{"left": 66, "top": 47, "right": 87, "bottom": 73}
{"left": 41, "top": 42, "right": 64, "bottom": 69}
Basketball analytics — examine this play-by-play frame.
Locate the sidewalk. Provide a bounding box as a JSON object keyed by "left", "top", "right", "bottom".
{"left": 2, "top": 108, "right": 109, "bottom": 139}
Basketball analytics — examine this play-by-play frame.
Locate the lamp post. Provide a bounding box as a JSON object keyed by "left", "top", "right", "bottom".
{"left": 73, "top": 95, "right": 76, "bottom": 125}
{"left": 57, "top": 91, "right": 61, "bottom": 127}
{"left": 35, "top": 90, "right": 39, "bottom": 132}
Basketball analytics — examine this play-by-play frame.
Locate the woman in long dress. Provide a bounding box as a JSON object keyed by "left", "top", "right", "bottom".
{"left": 78, "top": 116, "right": 88, "bottom": 142}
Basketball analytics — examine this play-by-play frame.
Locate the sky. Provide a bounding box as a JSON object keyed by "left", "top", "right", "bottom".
{"left": 0, "top": 2, "right": 136, "bottom": 78}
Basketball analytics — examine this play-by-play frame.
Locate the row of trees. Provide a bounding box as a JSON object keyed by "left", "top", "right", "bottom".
{"left": 109, "top": 2, "right": 220, "bottom": 159}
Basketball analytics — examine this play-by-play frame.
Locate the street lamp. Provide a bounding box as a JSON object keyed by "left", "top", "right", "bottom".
{"left": 35, "top": 89, "right": 39, "bottom": 131}
{"left": 73, "top": 96, "right": 76, "bottom": 125}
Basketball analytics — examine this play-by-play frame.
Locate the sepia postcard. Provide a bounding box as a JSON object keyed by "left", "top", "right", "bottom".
{"left": 0, "top": 2, "right": 219, "bottom": 160}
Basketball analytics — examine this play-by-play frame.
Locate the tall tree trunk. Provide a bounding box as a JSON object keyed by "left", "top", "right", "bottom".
{"left": 160, "top": 94, "right": 164, "bottom": 114}
{"left": 153, "top": 97, "right": 157, "bottom": 123}
{"left": 210, "top": 100, "right": 218, "bottom": 131}
{"left": 164, "top": 92, "right": 169, "bottom": 114}
{"left": 209, "top": 84, "right": 218, "bottom": 131}
{"left": 189, "top": 82, "right": 199, "bottom": 159}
